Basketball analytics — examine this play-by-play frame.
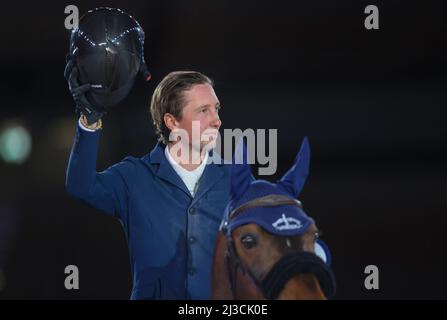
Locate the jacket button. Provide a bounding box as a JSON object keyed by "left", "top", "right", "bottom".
{"left": 188, "top": 236, "right": 196, "bottom": 244}
{"left": 189, "top": 268, "right": 196, "bottom": 276}
{"left": 188, "top": 207, "right": 196, "bottom": 215}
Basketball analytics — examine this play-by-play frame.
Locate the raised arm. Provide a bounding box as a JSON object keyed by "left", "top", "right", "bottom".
{"left": 66, "top": 116, "right": 135, "bottom": 218}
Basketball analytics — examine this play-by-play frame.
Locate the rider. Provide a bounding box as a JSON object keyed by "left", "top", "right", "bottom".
{"left": 65, "top": 70, "right": 230, "bottom": 299}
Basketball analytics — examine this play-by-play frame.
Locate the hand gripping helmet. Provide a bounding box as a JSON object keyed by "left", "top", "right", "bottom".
{"left": 68, "top": 7, "right": 151, "bottom": 109}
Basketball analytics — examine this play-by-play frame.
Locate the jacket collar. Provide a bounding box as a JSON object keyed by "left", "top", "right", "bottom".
{"left": 147, "top": 142, "right": 166, "bottom": 164}
{"left": 145, "top": 142, "right": 226, "bottom": 201}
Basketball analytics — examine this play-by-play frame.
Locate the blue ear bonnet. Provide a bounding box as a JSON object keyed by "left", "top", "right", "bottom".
{"left": 225, "top": 137, "right": 313, "bottom": 235}
{"left": 223, "top": 137, "right": 333, "bottom": 265}
{"left": 224, "top": 181, "right": 315, "bottom": 237}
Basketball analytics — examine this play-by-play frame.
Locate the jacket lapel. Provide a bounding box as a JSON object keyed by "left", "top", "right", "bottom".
{"left": 145, "top": 143, "right": 227, "bottom": 202}
{"left": 146, "top": 143, "right": 192, "bottom": 198}
{"left": 191, "top": 160, "right": 225, "bottom": 207}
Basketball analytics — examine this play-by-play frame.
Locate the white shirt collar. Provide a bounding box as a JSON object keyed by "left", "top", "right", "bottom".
{"left": 164, "top": 145, "right": 209, "bottom": 196}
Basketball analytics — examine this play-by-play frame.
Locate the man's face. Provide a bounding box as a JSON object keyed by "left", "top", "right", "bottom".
{"left": 172, "top": 83, "right": 222, "bottom": 151}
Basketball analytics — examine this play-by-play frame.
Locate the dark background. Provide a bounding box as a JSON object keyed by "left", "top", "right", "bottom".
{"left": 0, "top": 0, "right": 446, "bottom": 299}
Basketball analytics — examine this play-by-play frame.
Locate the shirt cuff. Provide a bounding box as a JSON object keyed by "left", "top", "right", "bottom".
{"left": 78, "top": 117, "right": 98, "bottom": 132}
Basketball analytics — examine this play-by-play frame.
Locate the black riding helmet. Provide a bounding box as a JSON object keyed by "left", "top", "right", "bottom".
{"left": 68, "top": 7, "right": 151, "bottom": 110}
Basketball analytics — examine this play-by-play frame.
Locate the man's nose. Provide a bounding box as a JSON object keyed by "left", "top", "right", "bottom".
{"left": 210, "top": 111, "right": 221, "bottom": 129}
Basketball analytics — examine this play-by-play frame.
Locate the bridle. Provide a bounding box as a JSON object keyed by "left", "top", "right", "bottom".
{"left": 228, "top": 194, "right": 303, "bottom": 221}
{"left": 221, "top": 194, "right": 335, "bottom": 299}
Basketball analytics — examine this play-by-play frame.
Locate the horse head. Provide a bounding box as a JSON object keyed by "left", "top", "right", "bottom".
{"left": 211, "top": 137, "right": 336, "bottom": 300}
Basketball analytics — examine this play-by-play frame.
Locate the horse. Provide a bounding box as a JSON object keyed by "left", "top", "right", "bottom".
{"left": 211, "top": 138, "right": 336, "bottom": 300}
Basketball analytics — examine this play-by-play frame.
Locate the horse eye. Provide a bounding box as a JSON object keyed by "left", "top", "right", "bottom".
{"left": 240, "top": 234, "right": 258, "bottom": 249}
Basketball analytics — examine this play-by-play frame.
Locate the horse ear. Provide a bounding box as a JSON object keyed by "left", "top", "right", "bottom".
{"left": 231, "top": 138, "right": 254, "bottom": 200}
{"left": 278, "top": 136, "right": 311, "bottom": 197}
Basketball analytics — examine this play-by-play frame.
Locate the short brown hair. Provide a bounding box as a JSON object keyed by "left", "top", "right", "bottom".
{"left": 150, "top": 71, "right": 213, "bottom": 144}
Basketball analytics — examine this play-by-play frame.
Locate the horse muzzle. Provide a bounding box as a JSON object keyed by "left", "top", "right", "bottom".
{"left": 261, "top": 251, "right": 336, "bottom": 299}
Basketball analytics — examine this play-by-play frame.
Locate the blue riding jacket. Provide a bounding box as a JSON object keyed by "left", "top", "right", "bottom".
{"left": 66, "top": 125, "right": 230, "bottom": 299}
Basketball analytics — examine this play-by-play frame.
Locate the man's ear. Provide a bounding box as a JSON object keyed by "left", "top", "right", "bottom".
{"left": 163, "top": 113, "right": 178, "bottom": 131}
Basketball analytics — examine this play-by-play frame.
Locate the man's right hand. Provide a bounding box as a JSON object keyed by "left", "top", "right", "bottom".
{"left": 64, "top": 54, "right": 107, "bottom": 125}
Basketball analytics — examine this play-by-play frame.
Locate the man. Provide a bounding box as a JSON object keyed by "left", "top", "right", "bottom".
{"left": 66, "top": 71, "right": 230, "bottom": 299}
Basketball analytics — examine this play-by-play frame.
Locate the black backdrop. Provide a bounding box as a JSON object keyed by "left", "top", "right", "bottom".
{"left": 0, "top": 0, "right": 446, "bottom": 299}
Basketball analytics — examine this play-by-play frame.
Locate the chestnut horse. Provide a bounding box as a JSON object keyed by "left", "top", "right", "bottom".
{"left": 211, "top": 138, "right": 336, "bottom": 299}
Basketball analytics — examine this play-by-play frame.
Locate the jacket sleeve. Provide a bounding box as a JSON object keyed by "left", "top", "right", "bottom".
{"left": 65, "top": 124, "right": 136, "bottom": 219}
